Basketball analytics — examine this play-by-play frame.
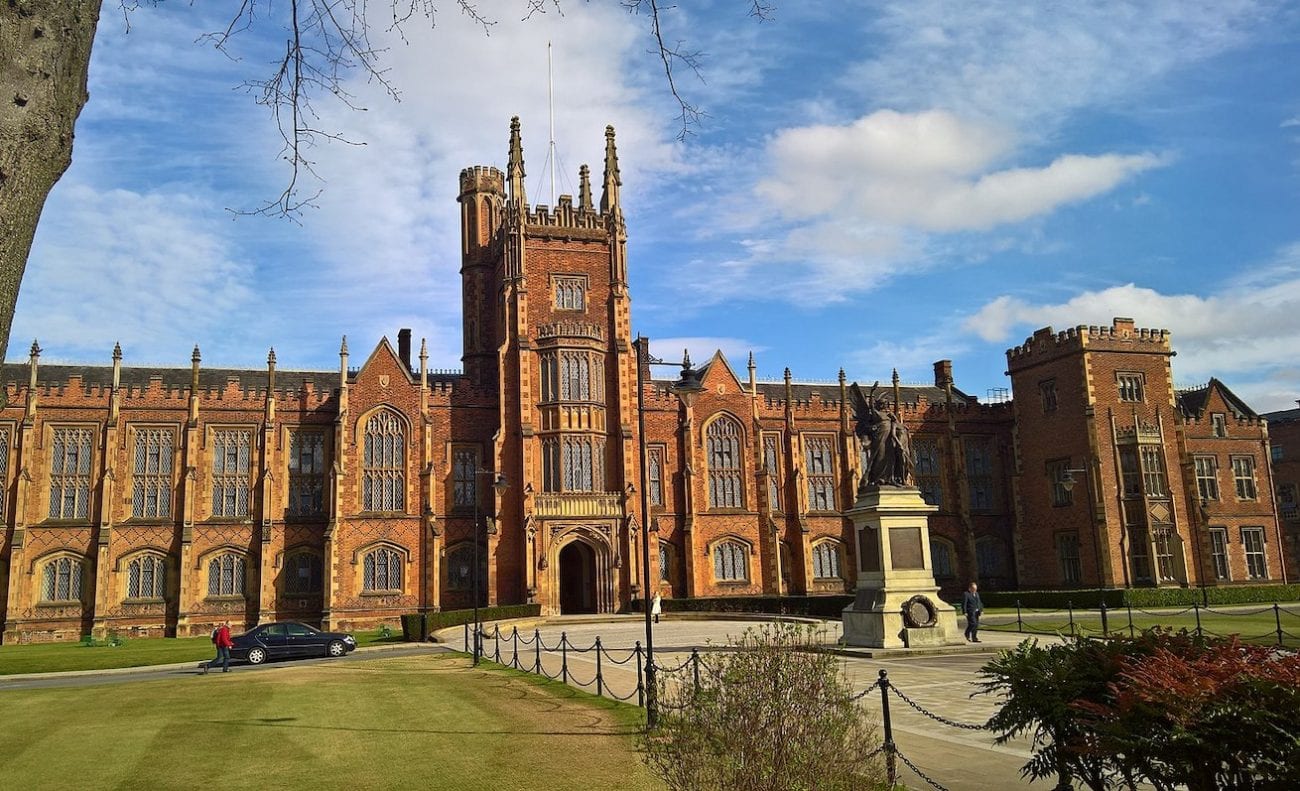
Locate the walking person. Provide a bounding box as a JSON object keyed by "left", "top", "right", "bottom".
{"left": 205, "top": 621, "right": 234, "bottom": 673}
{"left": 963, "top": 582, "right": 983, "bottom": 643}
{"left": 651, "top": 592, "right": 662, "bottom": 625}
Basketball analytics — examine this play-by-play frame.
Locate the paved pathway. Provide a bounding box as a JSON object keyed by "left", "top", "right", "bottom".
{"left": 468, "top": 617, "right": 1071, "bottom": 790}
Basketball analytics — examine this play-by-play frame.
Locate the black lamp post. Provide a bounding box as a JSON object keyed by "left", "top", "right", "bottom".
{"left": 634, "top": 335, "right": 701, "bottom": 728}
{"left": 473, "top": 469, "right": 508, "bottom": 666}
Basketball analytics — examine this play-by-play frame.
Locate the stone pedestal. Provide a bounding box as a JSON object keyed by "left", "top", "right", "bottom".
{"left": 842, "top": 486, "right": 962, "bottom": 648}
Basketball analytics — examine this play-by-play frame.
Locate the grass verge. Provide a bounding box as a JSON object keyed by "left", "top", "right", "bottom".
{"left": 0, "top": 627, "right": 404, "bottom": 675}
{"left": 0, "top": 653, "right": 662, "bottom": 791}
{"left": 980, "top": 608, "right": 1300, "bottom": 647}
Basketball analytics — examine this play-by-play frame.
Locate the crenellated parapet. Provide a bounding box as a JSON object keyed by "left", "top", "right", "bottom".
{"left": 524, "top": 195, "right": 606, "bottom": 235}
{"left": 1007, "top": 317, "right": 1172, "bottom": 370}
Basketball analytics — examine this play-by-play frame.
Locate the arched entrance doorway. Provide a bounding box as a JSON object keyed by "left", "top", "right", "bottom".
{"left": 558, "top": 541, "right": 597, "bottom": 614}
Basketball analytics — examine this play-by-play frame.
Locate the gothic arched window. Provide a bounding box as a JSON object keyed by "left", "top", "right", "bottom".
{"left": 206, "top": 553, "right": 245, "bottom": 598}
{"left": 41, "top": 556, "right": 84, "bottom": 602}
{"left": 363, "top": 411, "right": 405, "bottom": 512}
{"left": 127, "top": 554, "right": 167, "bottom": 599}
{"left": 706, "top": 417, "right": 744, "bottom": 509}
{"left": 283, "top": 552, "right": 322, "bottom": 595}
{"left": 812, "top": 541, "right": 842, "bottom": 579}
{"left": 363, "top": 546, "right": 403, "bottom": 592}
{"left": 713, "top": 540, "right": 748, "bottom": 581}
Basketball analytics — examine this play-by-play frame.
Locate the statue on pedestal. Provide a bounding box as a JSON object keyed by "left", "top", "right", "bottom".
{"left": 851, "top": 382, "right": 913, "bottom": 489}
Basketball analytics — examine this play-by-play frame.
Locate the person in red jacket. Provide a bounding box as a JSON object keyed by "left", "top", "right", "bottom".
{"left": 203, "top": 621, "right": 234, "bottom": 674}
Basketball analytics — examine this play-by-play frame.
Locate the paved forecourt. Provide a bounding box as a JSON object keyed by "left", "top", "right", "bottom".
{"left": 463, "top": 616, "right": 1071, "bottom": 791}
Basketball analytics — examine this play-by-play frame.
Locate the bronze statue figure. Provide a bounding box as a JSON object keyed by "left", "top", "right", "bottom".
{"left": 850, "top": 381, "right": 914, "bottom": 488}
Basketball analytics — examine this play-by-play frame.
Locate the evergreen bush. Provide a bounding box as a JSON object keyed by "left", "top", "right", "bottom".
{"left": 401, "top": 604, "right": 543, "bottom": 641}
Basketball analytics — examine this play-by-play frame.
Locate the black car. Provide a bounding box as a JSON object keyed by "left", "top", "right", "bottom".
{"left": 230, "top": 622, "right": 357, "bottom": 665}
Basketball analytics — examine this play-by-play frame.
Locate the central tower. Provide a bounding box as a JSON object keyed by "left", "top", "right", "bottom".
{"left": 460, "top": 119, "right": 641, "bottom": 614}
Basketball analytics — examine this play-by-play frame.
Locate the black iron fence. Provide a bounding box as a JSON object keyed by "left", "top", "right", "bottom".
{"left": 467, "top": 623, "right": 990, "bottom": 791}
{"left": 980, "top": 600, "right": 1300, "bottom": 646}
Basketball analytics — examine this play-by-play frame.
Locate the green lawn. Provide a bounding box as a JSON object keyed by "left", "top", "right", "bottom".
{"left": 0, "top": 653, "right": 663, "bottom": 791}
{"left": 0, "top": 627, "right": 405, "bottom": 675}
{"left": 979, "top": 606, "right": 1300, "bottom": 647}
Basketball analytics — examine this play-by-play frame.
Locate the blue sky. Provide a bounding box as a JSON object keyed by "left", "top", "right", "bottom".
{"left": 15, "top": 1, "right": 1300, "bottom": 409}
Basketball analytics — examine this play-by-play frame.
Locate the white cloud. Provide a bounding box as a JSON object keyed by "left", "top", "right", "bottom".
{"left": 844, "top": 1, "right": 1272, "bottom": 127}
{"left": 12, "top": 183, "right": 257, "bottom": 363}
{"left": 649, "top": 337, "right": 766, "bottom": 372}
{"left": 962, "top": 243, "right": 1300, "bottom": 411}
{"left": 758, "top": 110, "right": 1163, "bottom": 232}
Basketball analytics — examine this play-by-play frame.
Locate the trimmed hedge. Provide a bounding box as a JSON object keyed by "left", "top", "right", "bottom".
{"left": 401, "top": 604, "right": 543, "bottom": 642}
{"left": 631, "top": 595, "right": 854, "bottom": 618}
{"left": 982, "top": 584, "right": 1300, "bottom": 611}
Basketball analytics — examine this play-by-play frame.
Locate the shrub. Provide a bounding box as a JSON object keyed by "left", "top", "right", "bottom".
{"left": 402, "top": 604, "right": 543, "bottom": 641}
{"left": 642, "top": 623, "right": 888, "bottom": 791}
{"left": 978, "top": 631, "right": 1300, "bottom": 791}
{"left": 981, "top": 584, "right": 1300, "bottom": 611}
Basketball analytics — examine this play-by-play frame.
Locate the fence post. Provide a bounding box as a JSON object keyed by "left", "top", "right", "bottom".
{"left": 636, "top": 641, "right": 645, "bottom": 709}
{"left": 691, "top": 648, "right": 701, "bottom": 697}
{"left": 595, "top": 636, "right": 604, "bottom": 697}
{"left": 1194, "top": 604, "right": 1202, "bottom": 639}
{"left": 878, "top": 669, "right": 897, "bottom": 787}
{"left": 534, "top": 629, "right": 542, "bottom": 674}
{"left": 1100, "top": 601, "right": 1109, "bottom": 637}
{"left": 464, "top": 622, "right": 469, "bottom": 653}
{"left": 561, "top": 631, "right": 569, "bottom": 685}
{"left": 1276, "top": 603, "right": 1284, "bottom": 647}
{"left": 1016, "top": 599, "right": 1023, "bottom": 632}
{"left": 511, "top": 627, "right": 520, "bottom": 670}
{"left": 494, "top": 625, "right": 501, "bottom": 664}
{"left": 1127, "top": 601, "right": 1135, "bottom": 638}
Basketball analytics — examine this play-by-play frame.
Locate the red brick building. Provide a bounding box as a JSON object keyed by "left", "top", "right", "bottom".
{"left": 1260, "top": 402, "right": 1300, "bottom": 580}
{"left": 0, "top": 120, "right": 1287, "bottom": 642}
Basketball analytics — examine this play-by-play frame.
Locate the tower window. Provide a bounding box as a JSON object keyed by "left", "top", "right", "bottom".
{"left": 362, "top": 411, "right": 405, "bottom": 512}
{"left": 1039, "top": 380, "right": 1057, "bottom": 412}
{"left": 49, "top": 427, "right": 95, "bottom": 520}
{"left": 706, "top": 417, "right": 744, "bottom": 509}
{"left": 552, "top": 275, "right": 587, "bottom": 311}
{"left": 1117, "top": 373, "right": 1145, "bottom": 402}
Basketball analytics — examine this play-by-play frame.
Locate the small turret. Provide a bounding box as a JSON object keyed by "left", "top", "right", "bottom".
{"left": 578, "top": 164, "right": 593, "bottom": 211}
{"left": 508, "top": 116, "right": 526, "bottom": 206}
{"left": 600, "top": 125, "right": 621, "bottom": 215}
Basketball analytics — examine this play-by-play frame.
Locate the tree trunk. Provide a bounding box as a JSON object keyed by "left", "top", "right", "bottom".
{"left": 0, "top": 0, "right": 102, "bottom": 374}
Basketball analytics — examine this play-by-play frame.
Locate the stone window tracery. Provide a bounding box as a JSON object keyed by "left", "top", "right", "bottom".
{"left": 362, "top": 411, "right": 405, "bottom": 512}
{"left": 206, "top": 553, "right": 245, "bottom": 597}
{"left": 49, "top": 427, "right": 94, "bottom": 520}
{"left": 453, "top": 447, "right": 480, "bottom": 507}
{"left": 647, "top": 446, "right": 664, "bottom": 506}
{"left": 133, "top": 428, "right": 173, "bottom": 519}
{"left": 211, "top": 429, "right": 252, "bottom": 518}
{"left": 914, "top": 438, "right": 942, "bottom": 507}
{"left": 363, "top": 546, "right": 403, "bottom": 592}
{"left": 41, "top": 556, "right": 84, "bottom": 602}
{"left": 127, "top": 554, "right": 167, "bottom": 599}
{"left": 288, "top": 431, "right": 326, "bottom": 518}
{"left": 763, "top": 434, "right": 782, "bottom": 510}
{"left": 811, "top": 541, "right": 842, "bottom": 579}
{"left": 706, "top": 417, "right": 744, "bottom": 509}
{"left": 713, "top": 540, "right": 748, "bottom": 581}
{"left": 805, "top": 435, "right": 836, "bottom": 512}
{"left": 553, "top": 275, "right": 587, "bottom": 311}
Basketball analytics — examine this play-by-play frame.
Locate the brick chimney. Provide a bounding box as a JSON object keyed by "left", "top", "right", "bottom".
{"left": 398, "top": 328, "right": 412, "bottom": 372}
{"left": 933, "top": 360, "right": 954, "bottom": 389}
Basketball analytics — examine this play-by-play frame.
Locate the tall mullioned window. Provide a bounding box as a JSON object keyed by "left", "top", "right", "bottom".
{"left": 1242, "top": 527, "right": 1267, "bottom": 579}
{"left": 707, "top": 417, "right": 744, "bottom": 509}
{"left": 287, "top": 431, "right": 326, "bottom": 518}
{"left": 1140, "top": 446, "right": 1167, "bottom": 498}
{"left": 1194, "top": 456, "right": 1219, "bottom": 501}
{"left": 211, "top": 429, "right": 252, "bottom": 518}
{"left": 1153, "top": 527, "right": 1177, "bottom": 582}
{"left": 1057, "top": 533, "right": 1082, "bottom": 585}
{"left": 41, "top": 556, "right": 84, "bottom": 602}
{"left": 49, "top": 427, "right": 94, "bottom": 519}
{"left": 1119, "top": 447, "right": 1142, "bottom": 497}
{"left": 453, "top": 448, "right": 479, "bottom": 507}
{"left": 1039, "top": 379, "right": 1057, "bottom": 412}
{"left": 763, "top": 434, "right": 782, "bottom": 510}
{"left": 914, "top": 439, "right": 941, "bottom": 507}
{"left": 1232, "top": 456, "right": 1257, "bottom": 500}
{"left": 1048, "top": 460, "right": 1073, "bottom": 507}
{"left": 133, "top": 429, "right": 173, "bottom": 519}
{"left": 805, "top": 435, "right": 836, "bottom": 511}
{"left": 540, "top": 436, "right": 605, "bottom": 492}
{"left": 647, "top": 447, "right": 664, "bottom": 506}
{"left": 0, "top": 427, "right": 9, "bottom": 520}
{"left": 965, "top": 438, "right": 994, "bottom": 511}
{"left": 1209, "top": 527, "right": 1230, "bottom": 580}
{"left": 127, "top": 554, "right": 166, "bottom": 599}
{"left": 362, "top": 411, "right": 404, "bottom": 512}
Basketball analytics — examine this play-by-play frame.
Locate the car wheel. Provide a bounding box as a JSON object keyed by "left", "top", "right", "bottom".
{"left": 247, "top": 647, "right": 268, "bottom": 665}
{"left": 327, "top": 640, "right": 346, "bottom": 658}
